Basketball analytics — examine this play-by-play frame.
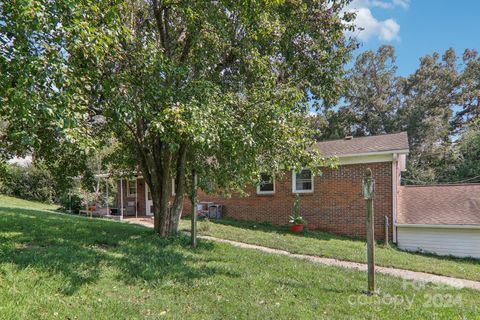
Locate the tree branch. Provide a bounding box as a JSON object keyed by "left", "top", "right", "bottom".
{"left": 152, "top": 0, "right": 168, "bottom": 54}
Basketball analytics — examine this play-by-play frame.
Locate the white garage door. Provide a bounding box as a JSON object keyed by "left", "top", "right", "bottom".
{"left": 397, "top": 226, "right": 480, "bottom": 259}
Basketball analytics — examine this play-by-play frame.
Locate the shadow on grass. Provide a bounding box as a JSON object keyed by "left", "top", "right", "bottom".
{"left": 202, "top": 217, "right": 363, "bottom": 242}
{"left": 0, "top": 206, "right": 238, "bottom": 295}
{"left": 198, "top": 217, "right": 480, "bottom": 265}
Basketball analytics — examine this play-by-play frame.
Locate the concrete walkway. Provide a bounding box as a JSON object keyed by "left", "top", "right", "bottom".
{"left": 126, "top": 218, "right": 480, "bottom": 291}
{"left": 200, "top": 236, "right": 480, "bottom": 291}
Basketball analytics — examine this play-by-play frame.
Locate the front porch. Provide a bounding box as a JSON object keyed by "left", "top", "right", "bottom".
{"left": 116, "top": 176, "right": 152, "bottom": 218}
{"left": 76, "top": 174, "right": 154, "bottom": 219}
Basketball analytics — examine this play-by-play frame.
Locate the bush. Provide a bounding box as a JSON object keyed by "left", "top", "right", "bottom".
{"left": 0, "top": 164, "right": 57, "bottom": 203}
{"left": 58, "top": 192, "right": 84, "bottom": 214}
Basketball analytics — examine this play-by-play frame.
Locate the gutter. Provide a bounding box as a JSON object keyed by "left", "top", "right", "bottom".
{"left": 328, "top": 149, "right": 410, "bottom": 159}
{"left": 396, "top": 223, "right": 480, "bottom": 230}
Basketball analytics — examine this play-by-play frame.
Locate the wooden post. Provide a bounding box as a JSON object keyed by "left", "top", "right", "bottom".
{"left": 120, "top": 178, "right": 124, "bottom": 220}
{"left": 106, "top": 177, "right": 109, "bottom": 215}
{"left": 191, "top": 170, "right": 198, "bottom": 248}
{"left": 363, "top": 168, "right": 375, "bottom": 294}
{"left": 135, "top": 177, "right": 138, "bottom": 219}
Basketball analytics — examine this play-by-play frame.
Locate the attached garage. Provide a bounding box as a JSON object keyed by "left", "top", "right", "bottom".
{"left": 396, "top": 184, "right": 480, "bottom": 259}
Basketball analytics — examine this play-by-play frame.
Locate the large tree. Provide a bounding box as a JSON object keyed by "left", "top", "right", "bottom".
{"left": 453, "top": 49, "right": 480, "bottom": 132}
{"left": 344, "top": 45, "right": 401, "bottom": 135}
{"left": 1, "top": 1, "right": 355, "bottom": 236}
{"left": 397, "top": 49, "right": 462, "bottom": 183}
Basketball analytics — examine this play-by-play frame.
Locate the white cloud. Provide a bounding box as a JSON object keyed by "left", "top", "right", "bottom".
{"left": 392, "top": 0, "right": 410, "bottom": 8}
{"left": 354, "top": 8, "right": 400, "bottom": 41}
{"left": 346, "top": 0, "right": 406, "bottom": 42}
{"left": 370, "top": 0, "right": 410, "bottom": 9}
{"left": 348, "top": 0, "right": 410, "bottom": 10}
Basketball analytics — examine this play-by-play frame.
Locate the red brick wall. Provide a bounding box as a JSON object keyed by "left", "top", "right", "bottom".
{"left": 183, "top": 162, "right": 393, "bottom": 240}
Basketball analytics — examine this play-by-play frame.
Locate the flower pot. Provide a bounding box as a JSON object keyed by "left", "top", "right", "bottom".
{"left": 291, "top": 224, "right": 304, "bottom": 232}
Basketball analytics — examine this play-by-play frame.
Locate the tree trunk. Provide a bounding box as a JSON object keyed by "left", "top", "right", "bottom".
{"left": 140, "top": 143, "right": 187, "bottom": 237}
{"left": 190, "top": 169, "right": 198, "bottom": 248}
{"left": 168, "top": 144, "right": 187, "bottom": 235}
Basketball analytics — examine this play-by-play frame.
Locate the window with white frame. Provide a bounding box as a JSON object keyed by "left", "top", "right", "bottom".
{"left": 127, "top": 180, "right": 137, "bottom": 197}
{"left": 292, "top": 169, "right": 313, "bottom": 193}
{"left": 257, "top": 173, "right": 275, "bottom": 194}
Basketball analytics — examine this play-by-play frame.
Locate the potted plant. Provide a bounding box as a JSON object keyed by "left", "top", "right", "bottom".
{"left": 289, "top": 194, "right": 306, "bottom": 232}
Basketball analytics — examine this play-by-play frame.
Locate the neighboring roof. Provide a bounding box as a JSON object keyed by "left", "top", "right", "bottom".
{"left": 315, "top": 132, "right": 409, "bottom": 157}
{"left": 397, "top": 184, "right": 480, "bottom": 225}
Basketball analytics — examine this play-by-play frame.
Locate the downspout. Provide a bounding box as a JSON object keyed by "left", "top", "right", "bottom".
{"left": 392, "top": 154, "right": 398, "bottom": 243}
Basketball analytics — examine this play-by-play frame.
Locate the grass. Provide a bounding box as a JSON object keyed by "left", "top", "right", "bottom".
{"left": 0, "top": 194, "right": 60, "bottom": 211}
{"left": 0, "top": 195, "right": 479, "bottom": 319}
{"left": 179, "top": 218, "right": 480, "bottom": 282}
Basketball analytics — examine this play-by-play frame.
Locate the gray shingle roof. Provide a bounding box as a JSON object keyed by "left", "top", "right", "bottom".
{"left": 315, "top": 132, "right": 409, "bottom": 157}
{"left": 398, "top": 184, "right": 480, "bottom": 225}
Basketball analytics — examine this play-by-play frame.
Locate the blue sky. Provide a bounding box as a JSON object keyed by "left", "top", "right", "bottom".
{"left": 347, "top": 0, "right": 480, "bottom": 76}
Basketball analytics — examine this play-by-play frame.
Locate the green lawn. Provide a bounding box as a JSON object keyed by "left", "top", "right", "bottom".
{"left": 0, "top": 196, "right": 479, "bottom": 319}
{"left": 0, "top": 194, "right": 60, "bottom": 211}
{"left": 179, "top": 218, "right": 480, "bottom": 282}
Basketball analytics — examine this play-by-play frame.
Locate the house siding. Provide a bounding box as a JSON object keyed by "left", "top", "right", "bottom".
{"left": 183, "top": 161, "right": 394, "bottom": 240}
{"left": 397, "top": 227, "right": 480, "bottom": 259}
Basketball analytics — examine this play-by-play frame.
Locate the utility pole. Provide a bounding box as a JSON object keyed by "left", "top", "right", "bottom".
{"left": 191, "top": 169, "right": 198, "bottom": 248}
{"left": 363, "top": 168, "right": 375, "bottom": 294}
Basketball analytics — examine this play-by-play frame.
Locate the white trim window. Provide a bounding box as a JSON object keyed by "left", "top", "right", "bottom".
{"left": 292, "top": 169, "right": 314, "bottom": 193}
{"left": 257, "top": 173, "right": 275, "bottom": 195}
{"left": 127, "top": 179, "right": 137, "bottom": 197}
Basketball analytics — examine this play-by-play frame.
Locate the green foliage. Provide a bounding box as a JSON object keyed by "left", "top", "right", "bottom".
{"left": 0, "top": 164, "right": 57, "bottom": 203}
{"left": 453, "top": 49, "right": 480, "bottom": 130}
{"left": 289, "top": 215, "right": 306, "bottom": 225}
{"left": 289, "top": 194, "right": 306, "bottom": 225}
{"left": 449, "top": 127, "right": 480, "bottom": 181}
{"left": 58, "top": 192, "right": 84, "bottom": 214}
{"left": 345, "top": 45, "right": 401, "bottom": 135}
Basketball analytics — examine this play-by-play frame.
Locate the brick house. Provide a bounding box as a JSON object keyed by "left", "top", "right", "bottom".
{"left": 117, "top": 132, "right": 409, "bottom": 241}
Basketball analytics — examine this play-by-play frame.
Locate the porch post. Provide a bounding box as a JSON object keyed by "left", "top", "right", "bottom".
{"left": 106, "top": 177, "right": 109, "bottom": 215}
{"left": 135, "top": 177, "right": 138, "bottom": 218}
{"left": 120, "top": 177, "right": 124, "bottom": 220}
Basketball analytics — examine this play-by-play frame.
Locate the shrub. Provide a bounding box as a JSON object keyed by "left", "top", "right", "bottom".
{"left": 58, "top": 192, "right": 84, "bottom": 214}
{"left": 0, "top": 164, "right": 57, "bottom": 203}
